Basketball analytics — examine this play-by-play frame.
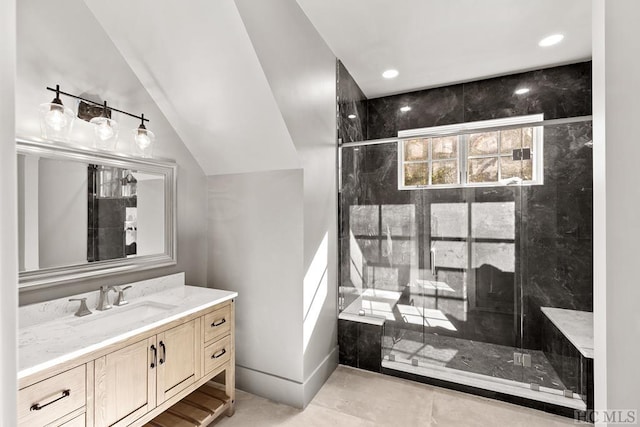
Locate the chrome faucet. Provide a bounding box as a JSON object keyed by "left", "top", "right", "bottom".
{"left": 69, "top": 297, "right": 92, "bottom": 317}
{"left": 96, "top": 285, "right": 116, "bottom": 311}
{"left": 113, "top": 285, "right": 132, "bottom": 306}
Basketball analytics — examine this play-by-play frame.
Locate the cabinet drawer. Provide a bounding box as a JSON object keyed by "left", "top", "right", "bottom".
{"left": 204, "top": 335, "right": 231, "bottom": 374}
{"left": 18, "top": 365, "right": 86, "bottom": 427}
{"left": 60, "top": 414, "right": 85, "bottom": 427}
{"left": 204, "top": 305, "right": 231, "bottom": 343}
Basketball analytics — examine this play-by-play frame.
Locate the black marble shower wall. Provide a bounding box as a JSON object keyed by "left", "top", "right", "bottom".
{"left": 366, "top": 62, "right": 592, "bottom": 140}
{"left": 338, "top": 61, "right": 592, "bottom": 358}
{"left": 337, "top": 60, "right": 367, "bottom": 143}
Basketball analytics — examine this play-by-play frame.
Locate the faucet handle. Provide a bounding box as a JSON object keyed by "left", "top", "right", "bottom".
{"left": 96, "top": 285, "right": 116, "bottom": 311}
{"left": 69, "top": 298, "right": 92, "bottom": 317}
{"left": 114, "top": 285, "right": 132, "bottom": 306}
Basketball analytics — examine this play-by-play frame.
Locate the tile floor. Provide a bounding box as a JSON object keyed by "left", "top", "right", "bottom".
{"left": 211, "top": 365, "right": 590, "bottom": 426}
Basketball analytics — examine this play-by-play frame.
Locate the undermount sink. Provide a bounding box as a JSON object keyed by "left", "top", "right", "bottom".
{"left": 67, "top": 301, "right": 177, "bottom": 327}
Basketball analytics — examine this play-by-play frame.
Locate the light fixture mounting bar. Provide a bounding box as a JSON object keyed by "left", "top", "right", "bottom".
{"left": 46, "top": 86, "right": 149, "bottom": 123}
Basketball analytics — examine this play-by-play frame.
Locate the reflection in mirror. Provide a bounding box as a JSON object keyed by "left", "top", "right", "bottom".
{"left": 87, "top": 165, "right": 164, "bottom": 262}
{"left": 17, "top": 138, "right": 176, "bottom": 289}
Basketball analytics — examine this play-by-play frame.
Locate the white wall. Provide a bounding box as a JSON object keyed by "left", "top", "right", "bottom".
{"left": 206, "top": 0, "right": 337, "bottom": 407}
{"left": 17, "top": 155, "right": 39, "bottom": 271}
{"left": 38, "top": 159, "right": 87, "bottom": 269}
{"left": 207, "top": 169, "right": 305, "bottom": 394}
{"left": 593, "top": 0, "right": 640, "bottom": 423}
{"left": 136, "top": 178, "right": 165, "bottom": 256}
{"left": 84, "top": 0, "right": 301, "bottom": 178}
{"left": 17, "top": 0, "right": 209, "bottom": 304}
{"left": 0, "top": 0, "right": 17, "bottom": 424}
{"left": 234, "top": 0, "right": 338, "bottom": 394}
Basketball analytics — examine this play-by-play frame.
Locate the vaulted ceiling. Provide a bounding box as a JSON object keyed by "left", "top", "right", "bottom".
{"left": 83, "top": 0, "right": 591, "bottom": 174}
{"left": 85, "top": 0, "right": 300, "bottom": 176}
{"left": 297, "top": 0, "right": 591, "bottom": 98}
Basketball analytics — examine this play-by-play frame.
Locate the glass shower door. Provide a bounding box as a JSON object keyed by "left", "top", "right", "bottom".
{"left": 384, "top": 185, "right": 524, "bottom": 389}
{"left": 516, "top": 122, "right": 593, "bottom": 411}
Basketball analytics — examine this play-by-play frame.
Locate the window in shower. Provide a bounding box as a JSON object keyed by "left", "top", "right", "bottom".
{"left": 398, "top": 114, "right": 544, "bottom": 189}
{"left": 402, "top": 136, "right": 460, "bottom": 186}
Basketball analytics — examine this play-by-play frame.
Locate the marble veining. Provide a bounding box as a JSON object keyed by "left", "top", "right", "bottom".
{"left": 463, "top": 62, "right": 592, "bottom": 122}
{"left": 18, "top": 274, "right": 236, "bottom": 379}
{"left": 338, "top": 61, "right": 593, "bottom": 411}
{"left": 19, "top": 272, "right": 185, "bottom": 328}
{"left": 337, "top": 60, "right": 367, "bottom": 143}
{"left": 541, "top": 307, "right": 593, "bottom": 359}
{"left": 364, "top": 62, "right": 591, "bottom": 140}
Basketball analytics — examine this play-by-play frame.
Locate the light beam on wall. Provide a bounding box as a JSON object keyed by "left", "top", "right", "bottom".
{"left": 303, "top": 232, "right": 329, "bottom": 352}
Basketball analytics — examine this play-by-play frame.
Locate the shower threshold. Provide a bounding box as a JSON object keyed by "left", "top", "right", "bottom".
{"left": 382, "top": 357, "right": 587, "bottom": 411}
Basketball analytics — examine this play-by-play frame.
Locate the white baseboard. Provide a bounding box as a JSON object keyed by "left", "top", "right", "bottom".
{"left": 236, "top": 345, "right": 338, "bottom": 409}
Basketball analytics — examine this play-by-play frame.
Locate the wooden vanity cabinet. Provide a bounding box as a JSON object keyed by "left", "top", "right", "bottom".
{"left": 18, "top": 364, "right": 86, "bottom": 427}
{"left": 94, "top": 320, "right": 200, "bottom": 427}
{"left": 94, "top": 338, "right": 156, "bottom": 427}
{"left": 156, "top": 319, "right": 201, "bottom": 404}
{"left": 19, "top": 298, "right": 235, "bottom": 427}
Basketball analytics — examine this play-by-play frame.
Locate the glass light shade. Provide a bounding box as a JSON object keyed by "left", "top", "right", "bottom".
{"left": 39, "top": 102, "right": 75, "bottom": 141}
{"left": 133, "top": 127, "right": 155, "bottom": 158}
{"left": 90, "top": 117, "right": 119, "bottom": 150}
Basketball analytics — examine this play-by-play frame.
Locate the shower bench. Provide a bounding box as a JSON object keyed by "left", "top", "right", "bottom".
{"left": 541, "top": 307, "right": 594, "bottom": 410}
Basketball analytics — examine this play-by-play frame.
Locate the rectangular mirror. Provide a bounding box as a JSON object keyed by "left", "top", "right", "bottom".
{"left": 17, "top": 138, "right": 177, "bottom": 289}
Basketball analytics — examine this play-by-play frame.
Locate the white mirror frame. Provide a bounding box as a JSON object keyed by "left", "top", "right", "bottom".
{"left": 17, "top": 137, "right": 177, "bottom": 290}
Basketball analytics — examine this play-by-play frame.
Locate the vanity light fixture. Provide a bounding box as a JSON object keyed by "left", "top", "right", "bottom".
{"left": 41, "top": 85, "right": 153, "bottom": 156}
{"left": 90, "top": 101, "right": 119, "bottom": 150}
{"left": 538, "top": 34, "right": 564, "bottom": 47}
{"left": 39, "top": 84, "right": 75, "bottom": 141}
{"left": 514, "top": 88, "right": 530, "bottom": 95}
{"left": 400, "top": 106, "right": 412, "bottom": 112}
{"left": 133, "top": 113, "right": 155, "bottom": 158}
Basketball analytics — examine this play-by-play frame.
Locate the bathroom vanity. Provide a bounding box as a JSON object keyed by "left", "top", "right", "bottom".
{"left": 18, "top": 274, "right": 237, "bottom": 427}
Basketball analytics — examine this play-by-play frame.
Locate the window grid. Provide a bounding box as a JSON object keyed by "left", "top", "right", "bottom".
{"left": 399, "top": 120, "right": 542, "bottom": 190}
{"left": 465, "top": 128, "right": 530, "bottom": 184}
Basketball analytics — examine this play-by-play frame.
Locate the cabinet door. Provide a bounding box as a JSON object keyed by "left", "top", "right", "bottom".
{"left": 156, "top": 320, "right": 200, "bottom": 404}
{"left": 94, "top": 337, "right": 157, "bottom": 427}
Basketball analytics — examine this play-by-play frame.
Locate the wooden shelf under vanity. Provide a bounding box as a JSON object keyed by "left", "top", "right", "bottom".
{"left": 144, "top": 383, "right": 231, "bottom": 427}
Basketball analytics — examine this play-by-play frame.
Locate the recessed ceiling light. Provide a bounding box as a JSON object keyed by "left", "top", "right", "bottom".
{"left": 514, "top": 88, "right": 530, "bottom": 95}
{"left": 538, "top": 34, "right": 564, "bottom": 47}
{"left": 348, "top": 114, "right": 357, "bottom": 119}
{"left": 382, "top": 69, "right": 399, "bottom": 79}
{"left": 400, "top": 106, "right": 411, "bottom": 112}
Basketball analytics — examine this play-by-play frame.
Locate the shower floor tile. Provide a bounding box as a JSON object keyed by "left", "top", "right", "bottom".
{"left": 383, "top": 329, "right": 567, "bottom": 390}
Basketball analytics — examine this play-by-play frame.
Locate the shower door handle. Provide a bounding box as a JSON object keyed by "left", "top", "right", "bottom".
{"left": 430, "top": 247, "right": 436, "bottom": 276}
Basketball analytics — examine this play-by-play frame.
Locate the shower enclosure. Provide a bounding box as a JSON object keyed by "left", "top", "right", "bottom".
{"left": 338, "top": 118, "right": 593, "bottom": 413}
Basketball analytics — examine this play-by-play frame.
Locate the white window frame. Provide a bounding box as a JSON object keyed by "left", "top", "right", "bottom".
{"left": 398, "top": 114, "right": 544, "bottom": 190}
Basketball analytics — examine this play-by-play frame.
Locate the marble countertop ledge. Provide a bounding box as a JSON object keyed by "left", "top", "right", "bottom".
{"left": 541, "top": 307, "right": 593, "bottom": 359}
{"left": 18, "top": 273, "right": 237, "bottom": 380}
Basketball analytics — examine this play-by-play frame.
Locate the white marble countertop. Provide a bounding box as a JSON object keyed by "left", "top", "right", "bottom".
{"left": 18, "top": 274, "right": 237, "bottom": 380}
{"left": 541, "top": 307, "right": 593, "bottom": 359}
